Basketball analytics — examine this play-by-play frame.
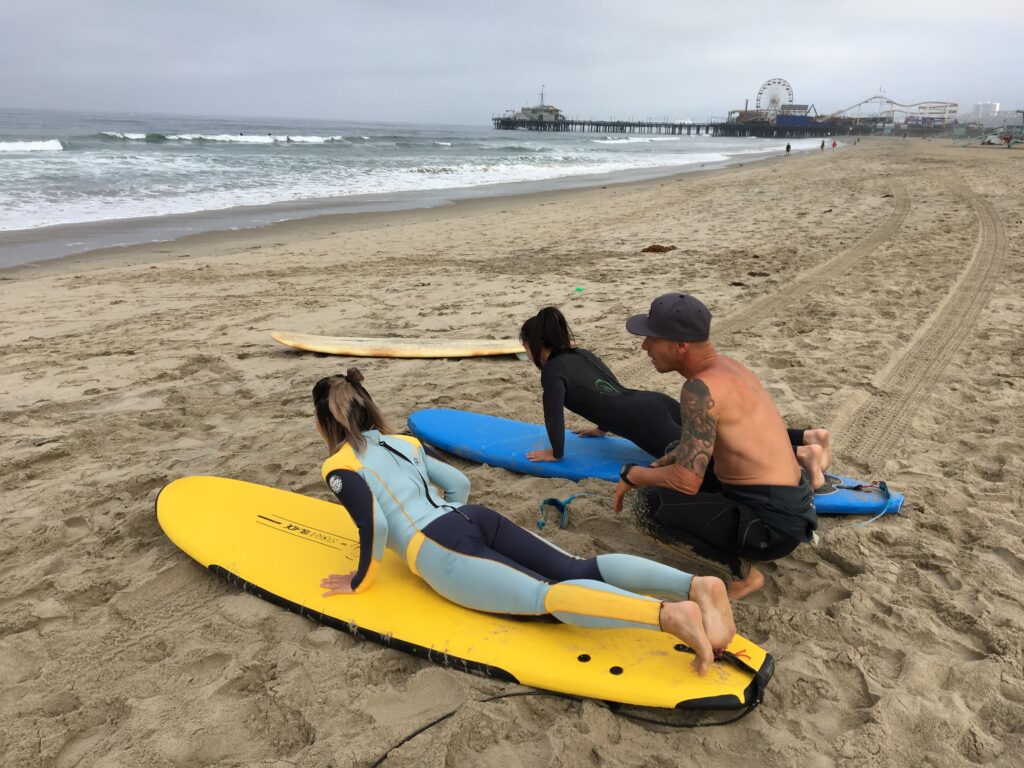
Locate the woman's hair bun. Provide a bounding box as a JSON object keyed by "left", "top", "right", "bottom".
{"left": 345, "top": 368, "right": 364, "bottom": 385}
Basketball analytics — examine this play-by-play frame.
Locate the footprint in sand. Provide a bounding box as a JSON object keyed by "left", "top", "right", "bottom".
{"left": 0, "top": 642, "right": 42, "bottom": 686}
{"left": 918, "top": 559, "right": 964, "bottom": 591}
{"left": 63, "top": 515, "right": 91, "bottom": 541}
{"left": 180, "top": 651, "right": 233, "bottom": 685}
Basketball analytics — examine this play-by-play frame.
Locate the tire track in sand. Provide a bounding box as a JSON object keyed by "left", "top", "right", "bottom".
{"left": 616, "top": 181, "right": 911, "bottom": 389}
{"left": 834, "top": 186, "right": 1007, "bottom": 471}
{"left": 713, "top": 181, "right": 911, "bottom": 337}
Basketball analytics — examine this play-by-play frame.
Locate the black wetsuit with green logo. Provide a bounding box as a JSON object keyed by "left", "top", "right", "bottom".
{"left": 541, "top": 348, "right": 681, "bottom": 459}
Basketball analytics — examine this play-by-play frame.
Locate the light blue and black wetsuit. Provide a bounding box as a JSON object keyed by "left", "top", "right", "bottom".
{"left": 322, "top": 429, "right": 697, "bottom": 630}
{"left": 541, "top": 348, "right": 681, "bottom": 459}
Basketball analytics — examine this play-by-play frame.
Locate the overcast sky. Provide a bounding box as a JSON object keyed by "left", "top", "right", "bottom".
{"left": 3, "top": 0, "right": 1021, "bottom": 125}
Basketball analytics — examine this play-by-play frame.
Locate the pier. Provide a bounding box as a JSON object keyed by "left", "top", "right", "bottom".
{"left": 491, "top": 117, "right": 719, "bottom": 135}
{"left": 492, "top": 116, "right": 851, "bottom": 139}
{"left": 495, "top": 80, "right": 959, "bottom": 140}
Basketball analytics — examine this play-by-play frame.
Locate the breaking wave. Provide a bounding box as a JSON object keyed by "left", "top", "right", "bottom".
{"left": 0, "top": 139, "right": 63, "bottom": 152}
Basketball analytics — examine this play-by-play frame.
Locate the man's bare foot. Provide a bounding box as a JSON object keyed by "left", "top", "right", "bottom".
{"left": 659, "top": 601, "right": 714, "bottom": 675}
{"left": 802, "top": 428, "right": 831, "bottom": 470}
{"left": 727, "top": 566, "right": 764, "bottom": 600}
{"left": 688, "top": 576, "right": 736, "bottom": 651}
{"left": 796, "top": 444, "right": 826, "bottom": 490}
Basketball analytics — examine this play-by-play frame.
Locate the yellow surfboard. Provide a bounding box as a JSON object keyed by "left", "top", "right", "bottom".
{"left": 157, "top": 476, "right": 773, "bottom": 711}
{"left": 271, "top": 331, "right": 527, "bottom": 359}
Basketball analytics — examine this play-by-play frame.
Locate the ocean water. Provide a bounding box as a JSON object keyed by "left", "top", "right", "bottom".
{"left": 0, "top": 108, "right": 819, "bottom": 267}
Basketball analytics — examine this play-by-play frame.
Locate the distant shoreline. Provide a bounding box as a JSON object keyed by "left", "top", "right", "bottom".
{"left": 0, "top": 147, "right": 797, "bottom": 273}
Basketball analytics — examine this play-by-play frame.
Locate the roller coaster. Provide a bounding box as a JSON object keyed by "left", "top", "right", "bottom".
{"left": 828, "top": 95, "right": 959, "bottom": 125}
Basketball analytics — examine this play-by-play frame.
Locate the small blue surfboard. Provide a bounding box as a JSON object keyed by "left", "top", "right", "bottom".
{"left": 813, "top": 474, "right": 904, "bottom": 516}
{"left": 407, "top": 409, "right": 903, "bottom": 516}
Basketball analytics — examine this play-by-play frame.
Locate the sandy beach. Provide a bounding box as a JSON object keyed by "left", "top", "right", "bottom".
{"left": 2, "top": 138, "right": 1022, "bottom": 767}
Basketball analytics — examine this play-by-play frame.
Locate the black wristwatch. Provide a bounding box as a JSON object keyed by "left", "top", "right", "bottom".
{"left": 619, "top": 463, "right": 638, "bottom": 487}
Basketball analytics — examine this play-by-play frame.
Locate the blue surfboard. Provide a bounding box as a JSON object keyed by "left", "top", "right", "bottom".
{"left": 813, "top": 474, "right": 904, "bottom": 516}
{"left": 409, "top": 408, "right": 654, "bottom": 483}
{"left": 407, "top": 409, "right": 903, "bottom": 516}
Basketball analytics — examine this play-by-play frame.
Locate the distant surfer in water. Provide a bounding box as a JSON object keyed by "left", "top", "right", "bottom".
{"left": 613, "top": 294, "right": 821, "bottom": 599}
{"left": 519, "top": 306, "right": 830, "bottom": 488}
{"left": 313, "top": 369, "right": 737, "bottom": 674}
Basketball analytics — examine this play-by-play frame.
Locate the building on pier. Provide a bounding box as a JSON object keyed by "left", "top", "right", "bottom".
{"left": 507, "top": 86, "right": 566, "bottom": 123}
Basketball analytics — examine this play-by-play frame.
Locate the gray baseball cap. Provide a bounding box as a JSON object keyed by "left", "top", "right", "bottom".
{"left": 625, "top": 293, "right": 711, "bottom": 341}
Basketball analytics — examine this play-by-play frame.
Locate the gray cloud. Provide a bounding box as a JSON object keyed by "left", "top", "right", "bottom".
{"left": 2, "top": 0, "right": 1021, "bottom": 123}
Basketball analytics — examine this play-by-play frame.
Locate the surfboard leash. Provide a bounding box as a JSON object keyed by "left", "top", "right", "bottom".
{"left": 369, "top": 685, "right": 760, "bottom": 766}
{"left": 537, "top": 492, "right": 607, "bottom": 529}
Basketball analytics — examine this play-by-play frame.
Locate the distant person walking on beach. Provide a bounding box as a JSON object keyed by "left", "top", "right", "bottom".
{"left": 831, "top": 140, "right": 837, "bottom": 150}
{"left": 820, "top": 140, "right": 825, "bottom": 151}
{"left": 613, "top": 294, "right": 819, "bottom": 599}
{"left": 785, "top": 143, "right": 791, "bottom": 155}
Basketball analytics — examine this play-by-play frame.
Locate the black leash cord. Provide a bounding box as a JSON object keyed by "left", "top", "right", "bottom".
{"left": 369, "top": 690, "right": 758, "bottom": 767}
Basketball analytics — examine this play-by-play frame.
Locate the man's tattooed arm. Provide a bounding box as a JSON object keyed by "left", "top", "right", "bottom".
{"left": 675, "top": 378, "right": 717, "bottom": 473}
{"left": 645, "top": 378, "right": 716, "bottom": 494}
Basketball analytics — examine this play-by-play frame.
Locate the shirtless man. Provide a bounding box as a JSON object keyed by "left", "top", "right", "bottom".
{"left": 612, "top": 293, "right": 818, "bottom": 598}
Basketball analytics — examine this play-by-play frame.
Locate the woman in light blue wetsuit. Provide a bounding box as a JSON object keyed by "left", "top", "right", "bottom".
{"left": 313, "top": 368, "right": 737, "bottom": 675}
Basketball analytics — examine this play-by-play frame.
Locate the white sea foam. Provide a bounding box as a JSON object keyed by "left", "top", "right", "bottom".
{"left": 100, "top": 132, "right": 148, "bottom": 140}
{"left": 101, "top": 132, "right": 354, "bottom": 145}
{"left": 0, "top": 112, "right": 802, "bottom": 236}
{"left": 0, "top": 148, "right": 730, "bottom": 231}
{"left": 592, "top": 136, "right": 682, "bottom": 144}
{"left": 285, "top": 135, "right": 348, "bottom": 144}
{"left": 0, "top": 139, "right": 63, "bottom": 152}
{"left": 0, "top": 145, "right": 753, "bottom": 232}
{"left": 174, "top": 133, "right": 281, "bottom": 143}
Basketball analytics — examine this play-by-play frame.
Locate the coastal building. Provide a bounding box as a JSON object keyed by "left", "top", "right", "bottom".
{"left": 910, "top": 101, "right": 959, "bottom": 126}
{"left": 971, "top": 102, "right": 1023, "bottom": 129}
{"left": 511, "top": 87, "right": 566, "bottom": 123}
{"left": 972, "top": 102, "right": 1000, "bottom": 123}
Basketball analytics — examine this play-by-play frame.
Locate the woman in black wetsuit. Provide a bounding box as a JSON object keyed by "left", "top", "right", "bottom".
{"left": 519, "top": 307, "right": 682, "bottom": 462}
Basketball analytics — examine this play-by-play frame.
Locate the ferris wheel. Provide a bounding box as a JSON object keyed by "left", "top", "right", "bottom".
{"left": 755, "top": 78, "right": 795, "bottom": 118}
